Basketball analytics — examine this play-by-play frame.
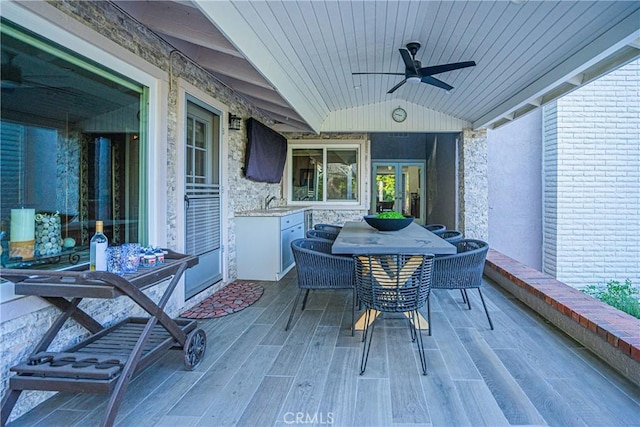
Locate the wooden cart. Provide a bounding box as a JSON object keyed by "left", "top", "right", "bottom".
{"left": 0, "top": 250, "right": 205, "bottom": 427}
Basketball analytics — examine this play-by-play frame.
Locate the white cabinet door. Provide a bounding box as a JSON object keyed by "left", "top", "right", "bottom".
{"left": 281, "top": 222, "right": 304, "bottom": 271}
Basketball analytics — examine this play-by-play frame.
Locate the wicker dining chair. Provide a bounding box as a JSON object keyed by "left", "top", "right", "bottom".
{"left": 427, "top": 239, "right": 492, "bottom": 335}
{"left": 288, "top": 238, "right": 356, "bottom": 335}
{"left": 353, "top": 253, "right": 435, "bottom": 375}
{"left": 314, "top": 223, "right": 343, "bottom": 234}
{"left": 440, "top": 230, "right": 463, "bottom": 243}
{"left": 424, "top": 224, "right": 446, "bottom": 235}
{"left": 306, "top": 229, "right": 338, "bottom": 241}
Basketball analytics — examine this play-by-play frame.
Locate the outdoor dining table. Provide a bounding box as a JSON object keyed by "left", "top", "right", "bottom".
{"left": 331, "top": 220, "right": 456, "bottom": 330}
{"left": 331, "top": 221, "right": 457, "bottom": 256}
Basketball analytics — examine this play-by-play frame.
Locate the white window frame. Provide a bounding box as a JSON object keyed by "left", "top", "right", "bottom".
{"left": 285, "top": 139, "right": 368, "bottom": 210}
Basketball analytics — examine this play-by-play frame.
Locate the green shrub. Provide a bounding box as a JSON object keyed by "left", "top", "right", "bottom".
{"left": 582, "top": 279, "right": 640, "bottom": 319}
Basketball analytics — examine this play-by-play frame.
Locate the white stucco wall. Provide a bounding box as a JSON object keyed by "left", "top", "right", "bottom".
{"left": 487, "top": 110, "right": 543, "bottom": 270}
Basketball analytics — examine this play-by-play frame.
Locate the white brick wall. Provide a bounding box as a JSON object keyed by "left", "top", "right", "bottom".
{"left": 543, "top": 59, "right": 640, "bottom": 288}
{"left": 543, "top": 103, "right": 558, "bottom": 276}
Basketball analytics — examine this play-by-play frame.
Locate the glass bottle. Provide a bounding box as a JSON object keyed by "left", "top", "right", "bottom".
{"left": 89, "top": 220, "right": 108, "bottom": 271}
{"left": 154, "top": 246, "right": 165, "bottom": 264}
{"left": 142, "top": 247, "right": 156, "bottom": 268}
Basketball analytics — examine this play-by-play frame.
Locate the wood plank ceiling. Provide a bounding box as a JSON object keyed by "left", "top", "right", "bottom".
{"left": 114, "top": 1, "right": 640, "bottom": 134}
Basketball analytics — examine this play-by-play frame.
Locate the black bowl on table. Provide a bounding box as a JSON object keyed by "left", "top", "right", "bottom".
{"left": 363, "top": 215, "right": 414, "bottom": 232}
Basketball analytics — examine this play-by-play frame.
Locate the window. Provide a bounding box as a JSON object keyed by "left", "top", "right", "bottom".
{"left": 288, "top": 142, "right": 362, "bottom": 205}
{"left": 0, "top": 19, "right": 147, "bottom": 270}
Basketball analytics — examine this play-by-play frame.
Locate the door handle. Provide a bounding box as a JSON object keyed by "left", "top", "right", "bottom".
{"left": 184, "top": 194, "right": 190, "bottom": 209}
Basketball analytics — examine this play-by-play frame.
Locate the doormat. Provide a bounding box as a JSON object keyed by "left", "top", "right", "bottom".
{"left": 180, "top": 281, "right": 264, "bottom": 319}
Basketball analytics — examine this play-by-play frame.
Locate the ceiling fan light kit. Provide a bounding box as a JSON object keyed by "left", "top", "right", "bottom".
{"left": 352, "top": 41, "right": 476, "bottom": 94}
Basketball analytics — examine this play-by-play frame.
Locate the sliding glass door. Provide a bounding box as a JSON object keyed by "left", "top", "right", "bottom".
{"left": 372, "top": 162, "right": 425, "bottom": 224}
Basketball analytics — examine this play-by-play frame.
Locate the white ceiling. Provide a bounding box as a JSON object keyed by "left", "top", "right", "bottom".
{"left": 114, "top": 1, "right": 640, "bottom": 134}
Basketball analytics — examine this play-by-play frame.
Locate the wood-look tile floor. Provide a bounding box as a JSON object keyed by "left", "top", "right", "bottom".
{"left": 7, "top": 270, "right": 640, "bottom": 427}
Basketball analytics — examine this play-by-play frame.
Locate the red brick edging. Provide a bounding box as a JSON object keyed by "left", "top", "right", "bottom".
{"left": 485, "top": 249, "right": 640, "bottom": 363}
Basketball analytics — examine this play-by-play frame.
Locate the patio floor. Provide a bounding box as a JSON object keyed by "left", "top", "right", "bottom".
{"left": 7, "top": 270, "right": 640, "bottom": 427}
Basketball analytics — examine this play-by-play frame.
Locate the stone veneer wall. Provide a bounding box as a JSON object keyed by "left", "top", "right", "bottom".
{"left": 459, "top": 129, "right": 489, "bottom": 240}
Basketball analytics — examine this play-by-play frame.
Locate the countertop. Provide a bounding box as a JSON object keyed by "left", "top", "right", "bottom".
{"left": 235, "top": 206, "right": 311, "bottom": 217}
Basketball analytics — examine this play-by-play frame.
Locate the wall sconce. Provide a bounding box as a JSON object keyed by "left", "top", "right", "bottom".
{"left": 229, "top": 114, "right": 242, "bottom": 130}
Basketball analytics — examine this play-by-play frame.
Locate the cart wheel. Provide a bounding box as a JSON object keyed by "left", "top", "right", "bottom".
{"left": 183, "top": 328, "right": 206, "bottom": 370}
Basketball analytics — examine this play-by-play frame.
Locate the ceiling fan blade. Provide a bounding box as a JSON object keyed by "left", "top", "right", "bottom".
{"left": 421, "top": 76, "right": 453, "bottom": 91}
{"left": 352, "top": 72, "right": 405, "bottom": 75}
{"left": 387, "top": 79, "right": 407, "bottom": 94}
{"left": 419, "top": 61, "right": 476, "bottom": 76}
{"left": 399, "top": 49, "right": 417, "bottom": 74}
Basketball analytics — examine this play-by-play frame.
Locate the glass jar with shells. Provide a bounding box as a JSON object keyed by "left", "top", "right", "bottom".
{"left": 34, "top": 212, "right": 62, "bottom": 257}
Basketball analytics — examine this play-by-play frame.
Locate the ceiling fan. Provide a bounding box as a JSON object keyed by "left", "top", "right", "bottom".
{"left": 352, "top": 42, "right": 476, "bottom": 94}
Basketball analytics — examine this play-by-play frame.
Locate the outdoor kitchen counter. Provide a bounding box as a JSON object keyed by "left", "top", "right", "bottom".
{"left": 235, "top": 207, "right": 312, "bottom": 281}
{"left": 235, "top": 206, "right": 311, "bottom": 217}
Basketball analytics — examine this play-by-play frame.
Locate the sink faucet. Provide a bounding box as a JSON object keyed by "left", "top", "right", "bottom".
{"left": 265, "top": 195, "right": 276, "bottom": 209}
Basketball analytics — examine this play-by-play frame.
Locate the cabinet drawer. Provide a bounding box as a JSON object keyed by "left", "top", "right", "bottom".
{"left": 280, "top": 212, "right": 304, "bottom": 229}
